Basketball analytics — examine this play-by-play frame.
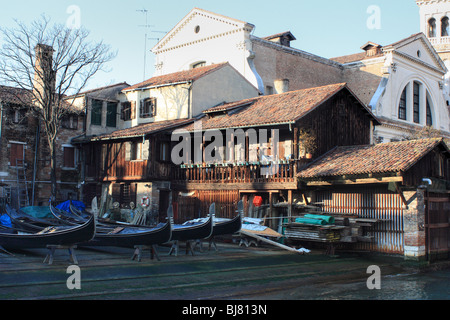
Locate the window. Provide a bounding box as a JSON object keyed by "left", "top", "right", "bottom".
{"left": 191, "top": 61, "right": 206, "bottom": 69}
{"left": 131, "top": 141, "right": 142, "bottom": 161}
{"left": 266, "top": 86, "right": 274, "bottom": 95}
{"left": 121, "top": 101, "right": 136, "bottom": 121}
{"left": 10, "top": 142, "right": 24, "bottom": 166}
{"left": 106, "top": 102, "right": 118, "bottom": 127}
{"left": 442, "top": 17, "right": 449, "bottom": 37}
{"left": 413, "top": 82, "right": 420, "bottom": 124}
{"left": 140, "top": 98, "right": 157, "bottom": 118}
{"left": 398, "top": 87, "right": 407, "bottom": 120}
{"left": 159, "top": 141, "right": 170, "bottom": 162}
{"left": 426, "top": 97, "right": 433, "bottom": 127}
{"left": 61, "top": 114, "right": 78, "bottom": 130}
{"left": 429, "top": 18, "right": 437, "bottom": 38}
{"left": 10, "top": 108, "right": 27, "bottom": 125}
{"left": 91, "top": 99, "right": 103, "bottom": 126}
{"left": 63, "top": 146, "right": 76, "bottom": 168}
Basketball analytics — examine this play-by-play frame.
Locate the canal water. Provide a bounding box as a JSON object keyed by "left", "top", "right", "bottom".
{"left": 270, "top": 268, "right": 450, "bottom": 300}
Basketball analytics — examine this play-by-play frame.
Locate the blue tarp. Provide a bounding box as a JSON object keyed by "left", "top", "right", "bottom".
{"left": 56, "top": 200, "right": 86, "bottom": 213}
{"left": 0, "top": 214, "right": 12, "bottom": 228}
{"left": 21, "top": 206, "right": 53, "bottom": 219}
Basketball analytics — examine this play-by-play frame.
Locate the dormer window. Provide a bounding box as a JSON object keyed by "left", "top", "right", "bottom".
{"left": 191, "top": 61, "right": 206, "bottom": 69}
{"left": 429, "top": 18, "right": 437, "bottom": 38}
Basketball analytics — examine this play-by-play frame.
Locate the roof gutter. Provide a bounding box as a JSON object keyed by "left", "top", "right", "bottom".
{"left": 122, "top": 81, "right": 192, "bottom": 93}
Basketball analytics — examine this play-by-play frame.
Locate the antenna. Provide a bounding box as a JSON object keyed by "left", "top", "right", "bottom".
{"left": 137, "top": 9, "right": 155, "bottom": 80}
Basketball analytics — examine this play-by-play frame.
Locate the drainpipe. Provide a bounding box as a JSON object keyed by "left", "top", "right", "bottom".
{"left": 31, "top": 120, "right": 40, "bottom": 205}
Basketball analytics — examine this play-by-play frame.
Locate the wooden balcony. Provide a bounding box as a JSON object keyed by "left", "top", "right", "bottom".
{"left": 172, "top": 160, "right": 310, "bottom": 191}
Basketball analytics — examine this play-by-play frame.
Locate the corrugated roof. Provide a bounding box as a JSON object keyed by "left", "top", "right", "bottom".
{"left": 297, "top": 138, "right": 446, "bottom": 179}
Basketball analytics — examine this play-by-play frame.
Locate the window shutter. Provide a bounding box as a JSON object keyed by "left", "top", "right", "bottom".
{"left": 152, "top": 98, "right": 157, "bottom": 117}
{"left": 125, "top": 142, "right": 131, "bottom": 161}
{"left": 142, "top": 139, "right": 150, "bottom": 160}
{"left": 140, "top": 100, "right": 144, "bottom": 116}
{"left": 131, "top": 101, "right": 136, "bottom": 120}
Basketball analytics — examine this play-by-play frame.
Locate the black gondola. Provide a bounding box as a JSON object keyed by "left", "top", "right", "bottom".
{"left": 170, "top": 209, "right": 214, "bottom": 242}
{"left": 211, "top": 200, "right": 243, "bottom": 237}
{"left": 0, "top": 214, "right": 96, "bottom": 249}
{"left": 83, "top": 220, "right": 172, "bottom": 248}
{"left": 5, "top": 205, "right": 57, "bottom": 232}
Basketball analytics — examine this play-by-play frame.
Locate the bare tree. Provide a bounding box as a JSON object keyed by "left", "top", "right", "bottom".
{"left": 0, "top": 15, "right": 116, "bottom": 201}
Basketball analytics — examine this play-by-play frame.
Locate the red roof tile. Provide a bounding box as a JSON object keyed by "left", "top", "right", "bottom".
{"left": 297, "top": 138, "right": 446, "bottom": 179}
{"left": 0, "top": 85, "right": 33, "bottom": 106}
{"left": 122, "top": 63, "right": 229, "bottom": 91}
{"left": 91, "top": 118, "right": 195, "bottom": 141}
{"left": 182, "top": 83, "right": 374, "bottom": 131}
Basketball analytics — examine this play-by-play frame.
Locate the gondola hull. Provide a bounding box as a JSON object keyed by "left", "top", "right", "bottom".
{"left": 212, "top": 214, "right": 242, "bottom": 237}
{"left": 0, "top": 215, "right": 96, "bottom": 249}
{"left": 84, "top": 221, "right": 172, "bottom": 248}
{"left": 171, "top": 215, "right": 213, "bottom": 242}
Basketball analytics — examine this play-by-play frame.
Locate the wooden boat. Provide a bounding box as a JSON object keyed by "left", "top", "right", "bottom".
{"left": 0, "top": 214, "right": 96, "bottom": 249}
{"left": 83, "top": 220, "right": 172, "bottom": 248}
{"left": 211, "top": 200, "right": 243, "bottom": 237}
{"left": 171, "top": 208, "right": 214, "bottom": 242}
{"left": 6, "top": 205, "right": 62, "bottom": 233}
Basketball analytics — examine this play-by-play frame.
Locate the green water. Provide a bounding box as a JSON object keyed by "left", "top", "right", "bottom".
{"left": 280, "top": 269, "right": 450, "bottom": 300}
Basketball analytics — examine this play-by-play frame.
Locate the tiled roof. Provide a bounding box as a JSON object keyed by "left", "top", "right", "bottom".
{"left": 262, "top": 31, "right": 296, "bottom": 41}
{"left": 90, "top": 118, "right": 195, "bottom": 141}
{"left": 122, "top": 63, "right": 229, "bottom": 91}
{"left": 182, "top": 83, "right": 375, "bottom": 131}
{"left": 297, "top": 138, "right": 446, "bottom": 179}
{"left": 0, "top": 85, "right": 33, "bottom": 106}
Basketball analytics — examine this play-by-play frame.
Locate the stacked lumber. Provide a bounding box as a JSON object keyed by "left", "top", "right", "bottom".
{"left": 283, "top": 223, "right": 343, "bottom": 243}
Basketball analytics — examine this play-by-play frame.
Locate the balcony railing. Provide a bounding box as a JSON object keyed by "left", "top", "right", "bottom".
{"left": 172, "top": 159, "right": 310, "bottom": 185}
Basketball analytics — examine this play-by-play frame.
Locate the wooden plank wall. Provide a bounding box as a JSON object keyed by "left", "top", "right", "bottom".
{"left": 315, "top": 187, "right": 404, "bottom": 254}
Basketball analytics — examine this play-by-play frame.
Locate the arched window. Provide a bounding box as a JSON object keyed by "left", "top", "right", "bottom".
{"left": 398, "top": 81, "right": 435, "bottom": 127}
{"left": 413, "top": 81, "right": 421, "bottom": 124}
{"left": 442, "top": 17, "right": 449, "bottom": 37}
{"left": 398, "top": 87, "right": 407, "bottom": 120}
{"left": 429, "top": 18, "right": 437, "bottom": 38}
{"left": 426, "top": 95, "right": 433, "bottom": 127}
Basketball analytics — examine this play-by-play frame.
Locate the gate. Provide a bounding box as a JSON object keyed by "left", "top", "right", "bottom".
{"left": 425, "top": 192, "right": 450, "bottom": 262}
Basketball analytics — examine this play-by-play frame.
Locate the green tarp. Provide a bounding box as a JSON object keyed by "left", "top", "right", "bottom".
{"left": 20, "top": 206, "right": 53, "bottom": 219}
{"left": 304, "top": 214, "right": 335, "bottom": 224}
{"left": 295, "top": 218, "right": 327, "bottom": 226}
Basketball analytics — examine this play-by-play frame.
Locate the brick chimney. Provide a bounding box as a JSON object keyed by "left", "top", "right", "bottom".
{"left": 33, "top": 44, "right": 55, "bottom": 105}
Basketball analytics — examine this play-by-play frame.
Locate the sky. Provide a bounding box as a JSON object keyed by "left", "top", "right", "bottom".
{"left": 0, "top": 0, "right": 421, "bottom": 91}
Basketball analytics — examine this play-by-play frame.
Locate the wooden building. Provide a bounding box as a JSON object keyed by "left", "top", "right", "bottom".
{"left": 297, "top": 138, "right": 450, "bottom": 261}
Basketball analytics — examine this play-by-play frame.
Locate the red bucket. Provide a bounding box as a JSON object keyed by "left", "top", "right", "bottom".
{"left": 253, "top": 196, "right": 263, "bottom": 207}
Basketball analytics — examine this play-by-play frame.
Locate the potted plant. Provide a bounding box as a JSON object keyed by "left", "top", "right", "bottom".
{"left": 298, "top": 129, "right": 317, "bottom": 159}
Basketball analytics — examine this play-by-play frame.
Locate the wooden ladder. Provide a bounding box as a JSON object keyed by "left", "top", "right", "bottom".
{"left": 16, "top": 159, "right": 29, "bottom": 208}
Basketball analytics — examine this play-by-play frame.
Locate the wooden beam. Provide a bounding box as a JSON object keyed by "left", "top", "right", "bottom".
{"left": 305, "top": 176, "right": 403, "bottom": 186}
{"left": 394, "top": 182, "right": 408, "bottom": 208}
{"left": 173, "top": 182, "right": 298, "bottom": 191}
{"left": 240, "top": 230, "right": 301, "bottom": 254}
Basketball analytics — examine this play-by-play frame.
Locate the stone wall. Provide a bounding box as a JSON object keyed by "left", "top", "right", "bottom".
{"left": 403, "top": 188, "right": 427, "bottom": 261}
